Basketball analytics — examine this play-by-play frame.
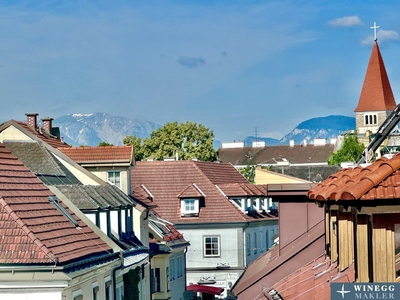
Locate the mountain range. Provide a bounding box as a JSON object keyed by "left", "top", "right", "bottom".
{"left": 53, "top": 113, "right": 356, "bottom": 148}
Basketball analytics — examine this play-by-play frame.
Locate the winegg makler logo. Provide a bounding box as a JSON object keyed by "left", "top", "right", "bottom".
{"left": 331, "top": 283, "right": 400, "bottom": 300}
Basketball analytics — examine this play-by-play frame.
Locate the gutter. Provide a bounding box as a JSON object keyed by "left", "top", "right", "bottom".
{"left": 112, "top": 251, "right": 124, "bottom": 300}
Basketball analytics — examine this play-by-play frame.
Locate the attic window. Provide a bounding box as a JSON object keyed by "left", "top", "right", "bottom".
{"left": 48, "top": 195, "right": 79, "bottom": 227}
{"left": 180, "top": 198, "right": 199, "bottom": 217}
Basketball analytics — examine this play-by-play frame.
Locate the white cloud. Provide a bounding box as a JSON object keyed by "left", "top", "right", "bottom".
{"left": 361, "top": 29, "right": 399, "bottom": 45}
{"left": 327, "top": 16, "right": 363, "bottom": 27}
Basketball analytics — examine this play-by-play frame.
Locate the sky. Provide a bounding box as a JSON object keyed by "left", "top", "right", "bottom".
{"left": 1, "top": 1, "right": 400, "bottom": 142}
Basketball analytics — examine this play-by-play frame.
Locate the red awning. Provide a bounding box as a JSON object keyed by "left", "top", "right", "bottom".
{"left": 187, "top": 284, "right": 223, "bottom": 295}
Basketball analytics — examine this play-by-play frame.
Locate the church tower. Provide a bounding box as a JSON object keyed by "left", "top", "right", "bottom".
{"left": 354, "top": 26, "right": 397, "bottom": 136}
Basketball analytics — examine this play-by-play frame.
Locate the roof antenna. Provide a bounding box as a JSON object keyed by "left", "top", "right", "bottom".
{"left": 371, "top": 21, "right": 380, "bottom": 42}
{"left": 255, "top": 127, "right": 258, "bottom": 141}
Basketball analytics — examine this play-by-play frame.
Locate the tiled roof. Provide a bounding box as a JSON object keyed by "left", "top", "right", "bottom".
{"left": 13, "top": 120, "right": 70, "bottom": 148}
{"left": 270, "top": 255, "right": 355, "bottom": 300}
{"left": 308, "top": 153, "right": 400, "bottom": 201}
{"left": 3, "top": 141, "right": 82, "bottom": 185}
{"left": 53, "top": 184, "right": 136, "bottom": 210}
{"left": 217, "top": 144, "right": 334, "bottom": 166}
{"left": 4, "top": 141, "right": 66, "bottom": 176}
{"left": 130, "top": 160, "right": 276, "bottom": 224}
{"left": 354, "top": 42, "right": 397, "bottom": 112}
{"left": 193, "top": 160, "right": 249, "bottom": 184}
{"left": 178, "top": 184, "right": 205, "bottom": 198}
{"left": 59, "top": 146, "right": 133, "bottom": 165}
{"left": 217, "top": 183, "right": 267, "bottom": 197}
{"left": 0, "top": 143, "right": 112, "bottom": 265}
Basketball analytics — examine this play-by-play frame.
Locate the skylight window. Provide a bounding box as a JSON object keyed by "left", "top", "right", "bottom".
{"left": 48, "top": 195, "right": 80, "bottom": 227}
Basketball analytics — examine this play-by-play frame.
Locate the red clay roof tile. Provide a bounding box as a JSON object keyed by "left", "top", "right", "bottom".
{"left": 0, "top": 143, "right": 112, "bottom": 265}
{"left": 309, "top": 153, "right": 400, "bottom": 201}
{"left": 59, "top": 145, "right": 133, "bottom": 164}
{"left": 131, "top": 160, "right": 276, "bottom": 224}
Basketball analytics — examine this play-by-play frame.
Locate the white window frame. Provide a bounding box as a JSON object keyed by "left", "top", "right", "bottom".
{"left": 107, "top": 170, "right": 121, "bottom": 189}
{"left": 203, "top": 236, "right": 220, "bottom": 257}
{"left": 180, "top": 198, "right": 199, "bottom": 216}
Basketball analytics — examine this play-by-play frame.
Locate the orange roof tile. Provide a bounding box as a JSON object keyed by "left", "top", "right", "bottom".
{"left": 0, "top": 143, "right": 112, "bottom": 264}
{"left": 308, "top": 153, "right": 400, "bottom": 201}
{"left": 354, "top": 42, "right": 397, "bottom": 112}
{"left": 59, "top": 145, "right": 133, "bottom": 164}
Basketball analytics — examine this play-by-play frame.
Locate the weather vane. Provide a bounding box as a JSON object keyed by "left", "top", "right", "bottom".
{"left": 371, "top": 22, "right": 380, "bottom": 42}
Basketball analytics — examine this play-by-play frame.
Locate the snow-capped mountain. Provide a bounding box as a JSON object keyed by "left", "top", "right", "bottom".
{"left": 54, "top": 113, "right": 160, "bottom": 146}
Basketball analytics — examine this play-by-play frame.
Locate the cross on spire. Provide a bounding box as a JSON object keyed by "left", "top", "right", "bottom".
{"left": 371, "top": 22, "right": 380, "bottom": 41}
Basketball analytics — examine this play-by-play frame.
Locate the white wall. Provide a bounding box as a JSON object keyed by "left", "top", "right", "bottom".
{"left": 244, "top": 222, "right": 279, "bottom": 265}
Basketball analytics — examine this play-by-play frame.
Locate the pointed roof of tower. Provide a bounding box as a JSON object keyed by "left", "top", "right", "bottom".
{"left": 354, "top": 41, "right": 396, "bottom": 112}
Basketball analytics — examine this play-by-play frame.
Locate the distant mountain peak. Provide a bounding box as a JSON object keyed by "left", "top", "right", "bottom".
{"left": 243, "top": 115, "right": 355, "bottom": 146}
{"left": 54, "top": 112, "right": 160, "bottom": 146}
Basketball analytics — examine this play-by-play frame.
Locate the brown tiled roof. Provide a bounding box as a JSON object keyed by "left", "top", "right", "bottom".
{"left": 217, "top": 183, "right": 267, "bottom": 197}
{"left": 308, "top": 153, "right": 400, "bottom": 201}
{"left": 0, "top": 143, "right": 112, "bottom": 265}
{"left": 354, "top": 42, "right": 397, "bottom": 112}
{"left": 13, "top": 120, "right": 70, "bottom": 148}
{"left": 59, "top": 145, "right": 133, "bottom": 164}
{"left": 232, "top": 221, "right": 325, "bottom": 297}
{"left": 193, "top": 160, "right": 249, "bottom": 184}
{"left": 130, "top": 160, "right": 276, "bottom": 224}
{"left": 217, "top": 144, "right": 334, "bottom": 166}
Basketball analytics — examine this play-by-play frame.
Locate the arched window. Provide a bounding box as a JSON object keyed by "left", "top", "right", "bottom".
{"left": 365, "top": 115, "right": 369, "bottom": 125}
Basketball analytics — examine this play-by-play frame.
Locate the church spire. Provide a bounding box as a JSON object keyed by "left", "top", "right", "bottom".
{"left": 354, "top": 35, "right": 396, "bottom": 113}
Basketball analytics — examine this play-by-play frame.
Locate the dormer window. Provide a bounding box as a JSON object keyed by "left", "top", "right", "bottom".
{"left": 180, "top": 198, "right": 199, "bottom": 217}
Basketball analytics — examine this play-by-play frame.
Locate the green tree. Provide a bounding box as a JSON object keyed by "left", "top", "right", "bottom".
{"left": 239, "top": 164, "right": 256, "bottom": 183}
{"left": 328, "top": 133, "right": 365, "bottom": 165}
{"left": 98, "top": 141, "right": 114, "bottom": 146}
{"left": 123, "top": 135, "right": 144, "bottom": 161}
{"left": 124, "top": 121, "right": 217, "bottom": 162}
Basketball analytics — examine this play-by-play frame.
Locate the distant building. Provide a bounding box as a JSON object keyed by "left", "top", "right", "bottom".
{"left": 217, "top": 138, "right": 339, "bottom": 181}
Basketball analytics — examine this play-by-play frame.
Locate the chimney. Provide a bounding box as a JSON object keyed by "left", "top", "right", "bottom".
{"left": 289, "top": 140, "right": 295, "bottom": 147}
{"left": 41, "top": 117, "right": 53, "bottom": 134}
{"left": 25, "top": 113, "right": 38, "bottom": 129}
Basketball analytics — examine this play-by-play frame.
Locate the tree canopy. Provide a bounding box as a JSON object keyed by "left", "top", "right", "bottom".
{"left": 98, "top": 141, "right": 114, "bottom": 146}
{"left": 123, "top": 121, "right": 217, "bottom": 162}
{"left": 328, "top": 133, "right": 365, "bottom": 166}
